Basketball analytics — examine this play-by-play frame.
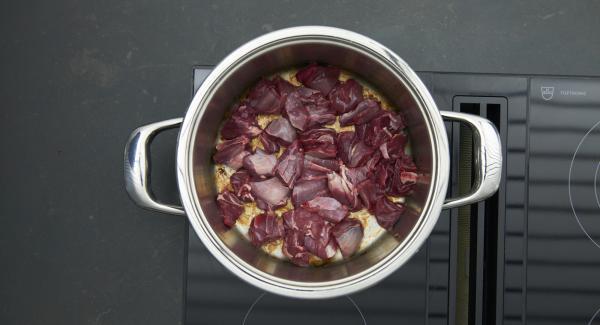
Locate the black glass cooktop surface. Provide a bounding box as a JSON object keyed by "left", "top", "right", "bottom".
{"left": 184, "top": 67, "right": 600, "bottom": 325}
{"left": 527, "top": 78, "right": 600, "bottom": 325}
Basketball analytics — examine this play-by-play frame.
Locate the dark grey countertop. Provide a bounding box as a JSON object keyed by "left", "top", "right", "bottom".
{"left": 1, "top": 1, "right": 599, "bottom": 324}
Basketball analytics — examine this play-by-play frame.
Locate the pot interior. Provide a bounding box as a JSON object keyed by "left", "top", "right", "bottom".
{"left": 190, "top": 37, "right": 436, "bottom": 285}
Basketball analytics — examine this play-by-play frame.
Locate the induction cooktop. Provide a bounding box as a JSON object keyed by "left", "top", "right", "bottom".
{"left": 183, "top": 67, "right": 600, "bottom": 325}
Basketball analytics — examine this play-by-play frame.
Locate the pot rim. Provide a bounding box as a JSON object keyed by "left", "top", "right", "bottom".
{"left": 176, "top": 26, "right": 449, "bottom": 299}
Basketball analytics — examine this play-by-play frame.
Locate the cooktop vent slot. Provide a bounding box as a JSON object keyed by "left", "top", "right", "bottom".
{"left": 451, "top": 96, "right": 507, "bottom": 325}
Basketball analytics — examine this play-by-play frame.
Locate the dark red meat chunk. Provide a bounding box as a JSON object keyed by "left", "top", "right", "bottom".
{"left": 264, "top": 117, "right": 297, "bottom": 146}
{"left": 283, "top": 208, "right": 324, "bottom": 236}
{"left": 213, "top": 136, "right": 250, "bottom": 170}
{"left": 360, "top": 112, "right": 405, "bottom": 147}
{"left": 401, "top": 171, "right": 418, "bottom": 184}
{"left": 344, "top": 166, "right": 369, "bottom": 186}
{"left": 292, "top": 178, "right": 330, "bottom": 206}
{"left": 364, "top": 150, "right": 382, "bottom": 171}
{"left": 296, "top": 63, "right": 340, "bottom": 95}
{"left": 327, "top": 168, "right": 360, "bottom": 210}
{"left": 220, "top": 103, "right": 262, "bottom": 140}
{"left": 249, "top": 212, "right": 285, "bottom": 246}
{"left": 361, "top": 116, "right": 393, "bottom": 148}
{"left": 303, "top": 196, "right": 349, "bottom": 223}
{"left": 283, "top": 208, "right": 337, "bottom": 260}
{"left": 242, "top": 149, "right": 277, "bottom": 178}
{"left": 374, "top": 160, "right": 393, "bottom": 192}
{"left": 379, "top": 133, "right": 408, "bottom": 160}
{"left": 306, "top": 103, "right": 336, "bottom": 129}
{"left": 283, "top": 208, "right": 336, "bottom": 259}
{"left": 299, "top": 168, "right": 328, "bottom": 181}
{"left": 304, "top": 235, "right": 337, "bottom": 260}
{"left": 275, "top": 140, "right": 304, "bottom": 188}
{"left": 386, "top": 111, "right": 406, "bottom": 132}
{"left": 273, "top": 75, "right": 296, "bottom": 98}
{"left": 373, "top": 197, "right": 405, "bottom": 229}
{"left": 247, "top": 78, "right": 283, "bottom": 114}
{"left": 332, "top": 218, "right": 363, "bottom": 258}
{"left": 356, "top": 179, "right": 384, "bottom": 211}
{"left": 299, "top": 128, "right": 337, "bottom": 158}
{"left": 328, "top": 79, "right": 364, "bottom": 114}
{"left": 339, "top": 99, "right": 382, "bottom": 126}
{"left": 292, "top": 178, "right": 329, "bottom": 207}
{"left": 338, "top": 130, "right": 375, "bottom": 168}
{"left": 284, "top": 88, "right": 310, "bottom": 131}
{"left": 337, "top": 131, "right": 355, "bottom": 165}
{"left": 216, "top": 190, "right": 244, "bottom": 227}
{"left": 282, "top": 230, "right": 311, "bottom": 266}
{"left": 302, "top": 90, "right": 335, "bottom": 127}
{"left": 303, "top": 154, "right": 340, "bottom": 174}
{"left": 389, "top": 156, "right": 418, "bottom": 196}
{"left": 250, "top": 177, "right": 290, "bottom": 210}
{"left": 230, "top": 169, "right": 254, "bottom": 202}
{"left": 285, "top": 87, "right": 334, "bottom": 131}
{"left": 258, "top": 132, "right": 280, "bottom": 154}
{"left": 347, "top": 138, "right": 374, "bottom": 168}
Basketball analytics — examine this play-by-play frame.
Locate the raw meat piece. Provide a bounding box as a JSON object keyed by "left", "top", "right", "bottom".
{"left": 220, "top": 103, "right": 262, "bottom": 140}
{"left": 296, "top": 63, "right": 340, "bottom": 95}
{"left": 347, "top": 138, "right": 374, "bottom": 168}
{"left": 284, "top": 89, "right": 311, "bottom": 131}
{"left": 299, "top": 128, "right": 337, "bottom": 158}
{"left": 258, "top": 132, "right": 280, "bottom": 154}
{"left": 283, "top": 208, "right": 335, "bottom": 260}
{"left": 328, "top": 79, "right": 363, "bottom": 114}
{"left": 337, "top": 131, "right": 355, "bottom": 165}
{"left": 389, "top": 156, "right": 418, "bottom": 196}
{"left": 339, "top": 99, "right": 382, "bottom": 126}
{"left": 273, "top": 75, "right": 296, "bottom": 98}
{"left": 249, "top": 212, "right": 285, "bottom": 246}
{"left": 373, "top": 197, "right": 405, "bottom": 229}
{"left": 250, "top": 177, "right": 290, "bottom": 210}
{"left": 285, "top": 87, "right": 335, "bottom": 130}
{"left": 213, "top": 136, "right": 250, "bottom": 170}
{"left": 304, "top": 235, "right": 338, "bottom": 260}
{"left": 217, "top": 190, "right": 244, "bottom": 227}
{"left": 303, "top": 154, "right": 340, "bottom": 173}
{"left": 275, "top": 140, "right": 304, "bottom": 188}
{"left": 247, "top": 78, "right": 283, "bottom": 114}
{"left": 326, "top": 168, "right": 360, "bottom": 210}
{"left": 332, "top": 218, "right": 363, "bottom": 258}
{"left": 303, "top": 196, "right": 349, "bottom": 223}
{"left": 264, "top": 117, "right": 297, "bottom": 145}
{"left": 230, "top": 169, "right": 254, "bottom": 202}
{"left": 282, "top": 230, "right": 311, "bottom": 266}
{"left": 379, "top": 133, "right": 407, "bottom": 160}
{"left": 356, "top": 179, "right": 384, "bottom": 211}
{"left": 242, "top": 149, "right": 277, "bottom": 178}
{"left": 291, "top": 178, "right": 329, "bottom": 207}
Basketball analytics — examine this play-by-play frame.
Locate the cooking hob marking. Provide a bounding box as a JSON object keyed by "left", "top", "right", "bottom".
{"left": 347, "top": 295, "right": 367, "bottom": 325}
{"left": 588, "top": 305, "right": 600, "bottom": 325}
{"left": 241, "top": 293, "right": 367, "bottom": 324}
{"left": 242, "top": 292, "right": 265, "bottom": 325}
{"left": 568, "top": 120, "right": 600, "bottom": 250}
{"left": 594, "top": 161, "right": 600, "bottom": 211}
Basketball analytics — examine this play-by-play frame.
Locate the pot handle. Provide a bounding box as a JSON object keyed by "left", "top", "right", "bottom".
{"left": 124, "top": 118, "right": 185, "bottom": 215}
{"left": 440, "top": 111, "right": 502, "bottom": 209}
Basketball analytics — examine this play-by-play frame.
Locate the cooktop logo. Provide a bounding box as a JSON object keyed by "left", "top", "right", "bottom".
{"left": 541, "top": 86, "right": 554, "bottom": 100}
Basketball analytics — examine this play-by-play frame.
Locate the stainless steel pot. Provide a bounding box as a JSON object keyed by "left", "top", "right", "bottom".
{"left": 124, "top": 26, "right": 501, "bottom": 299}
